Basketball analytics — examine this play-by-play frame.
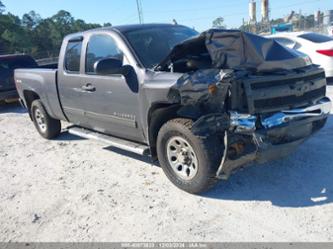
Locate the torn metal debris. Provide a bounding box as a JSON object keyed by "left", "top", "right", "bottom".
{"left": 157, "top": 29, "right": 312, "bottom": 73}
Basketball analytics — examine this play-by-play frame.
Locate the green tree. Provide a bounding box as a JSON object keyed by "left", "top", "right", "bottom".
{"left": 51, "top": 10, "right": 74, "bottom": 44}
{"left": 212, "top": 17, "right": 226, "bottom": 29}
{"left": 0, "top": 9, "right": 104, "bottom": 57}
{"left": 22, "top": 11, "right": 41, "bottom": 30}
{"left": 103, "top": 22, "right": 112, "bottom": 27}
{"left": 32, "top": 18, "right": 57, "bottom": 57}
{"left": 0, "top": 1, "right": 5, "bottom": 14}
{"left": 72, "top": 19, "right": 101, "bottom": 33}
{"left": 52, "top": 10, "right": 73, "bottom": 26}
{"left": 0, "top": 13, "right": 32, "bottom": 54}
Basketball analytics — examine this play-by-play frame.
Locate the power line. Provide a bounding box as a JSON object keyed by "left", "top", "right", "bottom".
{"left": 136, "top": 0, "right": 144, "bottom": 24}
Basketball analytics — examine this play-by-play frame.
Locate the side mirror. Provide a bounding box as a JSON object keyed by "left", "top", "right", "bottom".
{"left": 94, "top": 57, "right": 129, "bottom": 75}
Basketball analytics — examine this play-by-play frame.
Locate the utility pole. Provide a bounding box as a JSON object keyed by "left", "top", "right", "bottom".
{"left": 136, "top": 0, "right": 144, "bottom": 24}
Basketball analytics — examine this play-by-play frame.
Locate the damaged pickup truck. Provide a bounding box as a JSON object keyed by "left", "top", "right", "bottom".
{"left": 15, "top": 24, "right": 331, "bottom": 194}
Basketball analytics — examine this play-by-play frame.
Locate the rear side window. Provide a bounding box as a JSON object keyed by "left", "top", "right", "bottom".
{"left": 65, "top": 41, "right": 83, "bottom": 72}
{"left": 85, "top": 34, "right": 123, "bottom": 73}
{"left": 298, "top": 33, "right": 333, "bottom": 43}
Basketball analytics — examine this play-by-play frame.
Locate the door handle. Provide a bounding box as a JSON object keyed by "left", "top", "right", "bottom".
{"left": 81, "top": 83, "right": 96, "bottom": 92}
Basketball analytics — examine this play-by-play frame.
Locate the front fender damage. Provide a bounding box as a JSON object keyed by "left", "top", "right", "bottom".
{"left": 169, "top": 68, "right": 233, "bottom": 140}
{"left": 191, "top": 113, "right": 230, "bottom": 137}
{"left": 170, "top": 68, "right": 233, "bottom": 121}
{"left": 166, "top": 68, "right": 254, "bottom": 179}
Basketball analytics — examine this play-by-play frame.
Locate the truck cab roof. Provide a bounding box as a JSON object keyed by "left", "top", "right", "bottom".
{"left": 66, "top": 23, "right": 190, "bottom": 38}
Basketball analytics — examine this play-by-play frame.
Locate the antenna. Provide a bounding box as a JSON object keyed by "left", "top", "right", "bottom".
{"left": 136, "top": 0, "right": 144, "bottom": 24}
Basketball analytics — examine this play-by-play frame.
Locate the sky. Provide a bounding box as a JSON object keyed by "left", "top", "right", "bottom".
{"left": 2, "top": 0, "right": 333, "bottom": 31}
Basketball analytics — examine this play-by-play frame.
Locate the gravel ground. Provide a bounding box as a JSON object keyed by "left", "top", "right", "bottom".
{"left": 0, "top": 87, "right": 333, "bottom": 242}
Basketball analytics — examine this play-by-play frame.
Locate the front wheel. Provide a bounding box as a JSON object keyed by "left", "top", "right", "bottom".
{"left": 157, "top": 118, "right": 223, "bottom": 194}
{"left": 31, "top": 100, "right": 61, "bottom": 139}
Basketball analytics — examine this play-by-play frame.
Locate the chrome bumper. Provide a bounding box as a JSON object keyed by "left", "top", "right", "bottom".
{"left": 217, "top": 97, "right": 331, "bottom": 179}
{"left": 261, "top": 97, "right": 331, "bottom": 129}
{"left": 230, "top": 97, "right": 331, "bottom": 133}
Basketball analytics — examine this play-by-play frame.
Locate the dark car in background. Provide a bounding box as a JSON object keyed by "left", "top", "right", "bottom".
{"left": 0, "top": 54, "right": 37, "bottom": 103}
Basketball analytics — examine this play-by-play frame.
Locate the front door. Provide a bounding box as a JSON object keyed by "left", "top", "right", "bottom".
{"left": 81, "top": 33, "right": 142, "bottom": 142}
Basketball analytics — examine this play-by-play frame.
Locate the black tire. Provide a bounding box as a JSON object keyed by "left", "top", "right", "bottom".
{"left": 157, "top": 118, "right": 223, "bottom": 194}
{"left": 31, "top": 100, "right": 61, "bottom": 139}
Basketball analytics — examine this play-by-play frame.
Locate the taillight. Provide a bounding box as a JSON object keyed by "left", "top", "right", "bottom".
{"left": 316, "top": 49, "right": 333, "bottom": 56}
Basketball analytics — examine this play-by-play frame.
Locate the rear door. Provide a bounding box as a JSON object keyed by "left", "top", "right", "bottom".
{"left": 80, "top": 32, "right": 143, "bottom": 142}
{"left": 57, "top": 36, "right": 90, "bottom": 126}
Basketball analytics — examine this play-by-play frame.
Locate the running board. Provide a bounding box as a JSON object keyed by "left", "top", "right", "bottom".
{"left": 68, "top": 126, "right": 150, "bottom": 156}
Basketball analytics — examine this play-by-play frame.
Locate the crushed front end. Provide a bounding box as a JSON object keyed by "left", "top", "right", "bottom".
{"left": 170, "top": 66, "right": 331, "bottom": 179}
{"left": 161, "top": 29, "right": 332, "bottom": 179}
{"left": 216, "top": 65, "right": 331, "bottom": 178}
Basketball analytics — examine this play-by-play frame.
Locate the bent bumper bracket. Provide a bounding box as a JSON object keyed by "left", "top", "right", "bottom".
{"left": 216, "top": 97, "right": 332, "bottom": 179}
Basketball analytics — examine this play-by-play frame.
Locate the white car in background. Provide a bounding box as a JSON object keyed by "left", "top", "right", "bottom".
{"left": 327, "top": 26, "right": 333, "bottom": 36}
{"left": 268, "top": 32, "right": 333, "bottom": 80}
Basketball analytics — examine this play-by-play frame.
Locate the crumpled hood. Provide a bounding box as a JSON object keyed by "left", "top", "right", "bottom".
{"left": 158, "top": 29, "right": 311, "bottom": 72}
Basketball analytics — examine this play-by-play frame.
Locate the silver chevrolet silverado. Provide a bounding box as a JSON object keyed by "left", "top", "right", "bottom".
{"left": 14, "top": 24, "right": 331, "bottom": 194}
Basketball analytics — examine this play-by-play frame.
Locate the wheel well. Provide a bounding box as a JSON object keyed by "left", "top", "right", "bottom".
{"left": 148, "top": 104, "right": 181, "bottom": 158}
{"left": 23, "top": 90, "right": 40, "bottom": 119}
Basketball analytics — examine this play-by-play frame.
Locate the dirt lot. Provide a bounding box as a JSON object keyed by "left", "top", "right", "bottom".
{"left": 0, "top": 87, "right": 333, "bottom": 242}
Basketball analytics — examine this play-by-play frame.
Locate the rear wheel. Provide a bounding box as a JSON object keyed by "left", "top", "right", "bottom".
{"left": 157, "top": 118, "right": 223, "bottom": 194}
{"left": 31, "top": 100, "right": 61, "bottom": 139}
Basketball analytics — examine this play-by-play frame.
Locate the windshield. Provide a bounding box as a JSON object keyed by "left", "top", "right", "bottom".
{"left": 124, "top": 26, "right": 199, "bottom": 68}
{"left": 298, "top": 33, "right": 333, "bottom": 43}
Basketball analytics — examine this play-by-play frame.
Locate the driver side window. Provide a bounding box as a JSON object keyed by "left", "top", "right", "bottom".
{"left": 85, "top": 34, "right": 123, "bottom": 74}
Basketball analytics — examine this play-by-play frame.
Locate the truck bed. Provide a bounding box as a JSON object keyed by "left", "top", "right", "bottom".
{"left": 14, "top": 68, "right": 67, "bottom": 121}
